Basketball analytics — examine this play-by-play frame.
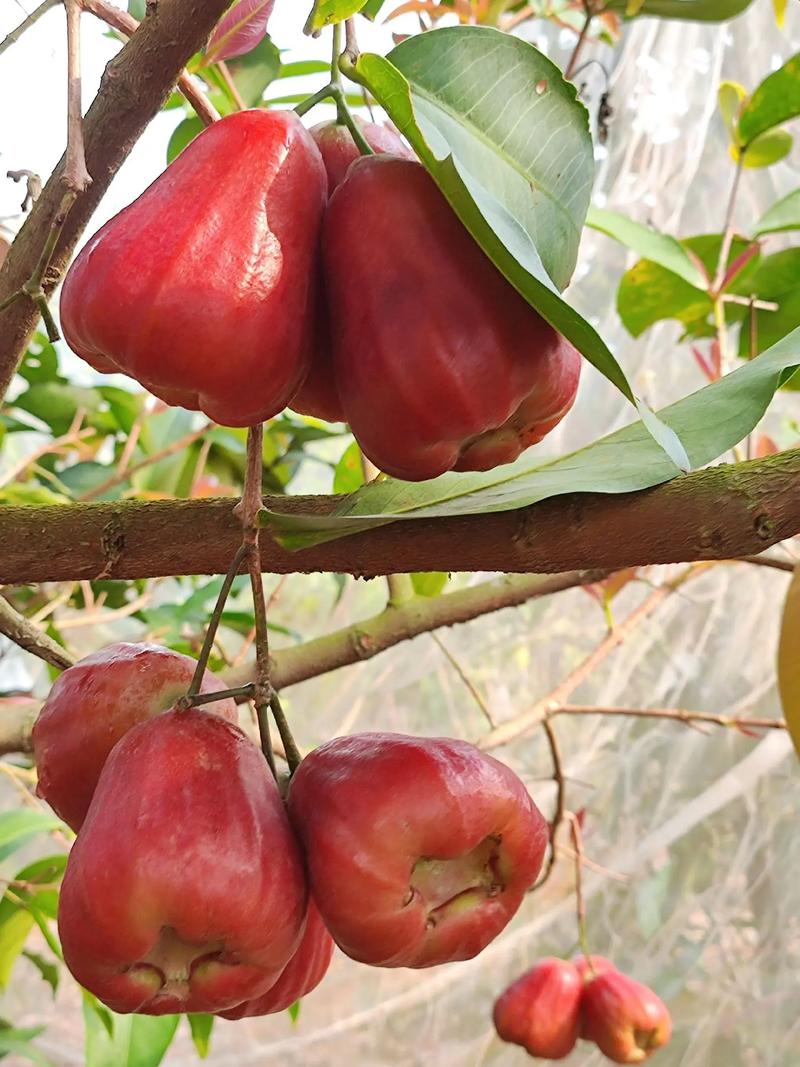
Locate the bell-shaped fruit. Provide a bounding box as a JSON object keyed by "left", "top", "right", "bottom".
{"left": 287, "top": 732, "right": 547, "bottom": 968}
{"left": 582, "top": 971, "right": 672, "bottom": 1063}
{"left": 33, "top": 642, "right": 237, "bottom": 831}
{"left": 493, "top": 957, "right": 583, "bottom": 1059}
{"left": 60, "top": 109, "right": 327, "bottom": 427}
{"left": 290, "top": 119, "right": 413, "bottom": 424}
{"left": 219, "top": 898, "right": 334, "bottom": 1019}
{"left": 58, "top": 709, "right": 307, "bottom": 1015}
{"left": 323, "top": 155, "right": 582, "bottom": 480}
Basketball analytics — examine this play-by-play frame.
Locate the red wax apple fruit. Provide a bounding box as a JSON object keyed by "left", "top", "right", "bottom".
{"left": 493, "top": 957, "right": 584, "bottom": 1059}
{"left": 58, "top": 709, "right": 307, "bottom": 1015}
{"left": 287, "top": 733, "right": 547, "bottom": 968}
{"left": 582, "top": 971, "right": 672, "bottom": 1063}
{"left": 290, "top": 119, "right": 414, "bottom": 424}
{"left": 33, "top": 642, "right": 237, "bottom": 831}
{"left": 220, "top": 898, "right": 334, "bottom": 1019}
{"left": 322, "top": 155, "right": 582, "bottom": 480}
{"left": 574, "top": 954, "right": 619, "bottom": 983}
{"left": 60, "top": 109, "right": 326, "bottom": 427}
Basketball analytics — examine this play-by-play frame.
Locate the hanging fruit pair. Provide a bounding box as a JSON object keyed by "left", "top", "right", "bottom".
{"left": 60, "top": 108, "right": 581, "bottom": 481}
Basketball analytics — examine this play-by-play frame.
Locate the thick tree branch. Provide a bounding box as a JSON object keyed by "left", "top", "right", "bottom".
{"left": 0, "top": 452, "right": 797, "bottom": 584}
{"left": 0, "top": 596, "right": 75, "bottom": 671}
{"left": 0, "top": 0, "right": 232, "bottom": 399}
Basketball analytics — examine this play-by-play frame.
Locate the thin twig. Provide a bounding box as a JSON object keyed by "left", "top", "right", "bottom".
{"left": 554, "top": 704, "right": 786, "bottom": 732}
{"left": 0, "top": 425, "right": 94, "bottom": 490}
{"left": 186, "top": 543, "right": 249, "bottom": 697}
{"left": 737, "top": 554, "right": 795, "bottom": 574}
{"left": 431, "top": 632, "right": 496, "bottom": 730}
{"left": 216, "top": 60, "right": 246, "bottom": 111}
{"left": 80, "top": 0, "right": 220, "bottom": 125}
{"left": 568, "top": 812, "right": 593, "bottom": 965}
{"left": 78, "top": 422, "right": 213, "bottom": 500}
{"left": 0, "top": 0, "right": 61, "bottom": 58}
{"left": 534, "top": 718, "right": 566, "bottom": 890}
{"left": 178, "top": 683, "right": 255, "bottom": 709}
{"left": 64, "top": 0, "right": 92, "bottom": 193}
{"left": 564, "top": 4, "right": 594, "bottom": 81}
{"left": 0, "top": 595, "right": 75, "bottom": 671}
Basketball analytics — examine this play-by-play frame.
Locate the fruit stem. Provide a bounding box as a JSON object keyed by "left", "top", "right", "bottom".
{"left": 186, "top": 542, "right": 249, "bottom": 697}
{"left": 177, "top": 684, "right": 256, "bottom": 710}
{"left": 568, "top": 812, "right": 594, "bottom": 974}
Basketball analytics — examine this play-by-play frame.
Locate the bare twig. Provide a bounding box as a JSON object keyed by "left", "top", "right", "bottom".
{"left": 216, "top": 60, "right": 246, "bottom": 111}
{"left": 738, "top": 554, "right": 795, "bottom": 574}
{"left": 0, "top": 596, "right": 75, "bottom": 671}
{"left": 431, "top": 632, "right": 496, "bottom": 729}
{"left": 0, "top": 425, "right": 94, "bottom": 490}
{"left": 554, "top": 704, "right": 786, "bottom": 732}
{"left": 80, "top": 0, "right": 221, "bottom": 126}
{"left": 564, "top": 3, "right": 594, "bottom": 81}
{"left": 534, "top": 718, "right": 566, "bottom": 890}
{"left": 64, "top": 0, "right": 92, "bottom": 193}
{"left": 186, "top": 543, "right": 249, "bottom": 697}
{"left": 0, "top": 0, "right": 61, "bottom": 58}
{"left": 568, "top": 812, "right": 593, "bottom": 963}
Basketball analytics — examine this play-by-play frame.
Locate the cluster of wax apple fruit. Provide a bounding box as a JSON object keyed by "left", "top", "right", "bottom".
{"left": 59, "top": 109, "right": 582, "bottom": 482}
{"left": 33, "top": 642, "right": 549, "bottom": 1018}
{"left": 494, "top": 955, "right": 672, "bottom": 1063}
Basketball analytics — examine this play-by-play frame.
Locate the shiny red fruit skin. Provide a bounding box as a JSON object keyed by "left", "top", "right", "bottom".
{"left": 574, "top": 955, "right": 619, "bottom": 983}
{"left": 58, "top": 709, "right": 307, "bottom": 1015}
{"left": 219, "top": 898, "right": 334, "bottom": 1019}
{"left": 290, "top": 120, "right": 413, "bottom": 424}
{"left": 60, "top": 110, "right": 327, "bottom": 427}
{"left": 287, "top": 732, "right": 547, "bottom": 968}
{"left": 493, "top": 957, "right": 583, "bottom": 1059}
{"left": 323, "top": 156, "right": 582, "bottom": 480}
{"left": 582, "top": 971, "right": 672, "bottom": 1063}
{"left": 33, "top": 642, "right": 237, "bottom": 832}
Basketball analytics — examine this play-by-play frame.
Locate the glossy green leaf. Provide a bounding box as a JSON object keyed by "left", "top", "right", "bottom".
{"left": 738, "top": 52, "right": 800, "bottom": 144}
{"left": 305, "top": 0, "right": 369, "bottom": 32}
{"left": 127, "top": 0, "right": 146, "bottom": 18}
{"left": 361, "top": 0, "right": 387, "bottom": 16}
{"left": 718, "top": 80, "right": 746, "bottom": 141}
{"left": 167, "top": 116, "right": 205, "bottom": 164}
{"left": 351, "top": 29, "right": 685, "bottom": 467}
{"left": 226, "top": 36, "right": 281, "bottom": 106}
{"left": 187, "top": 1015, "right": 214, "bottom": 1059}
{"left": 18, "top": 337, "right": 63, "bottom": 386}
{"left": 754, "top": 187, "right": 800, "bottom": 235}
{"left": 264, "top": 325, "right": 800, "bottom": 546}
{"left": 607, "top": 0, "right": 754, "bottom": 19}
{"left": 84, "top": 999, "right": 179, "bottom": 1067}
{"left": 737, "top": 250, "right": 800, "bottom": 365}
{"left": 0, "top": 911, "right": 34, "bottom": 989}
{"left": 333, "top": 441, "right": 365, "bottom": 494}
{"left": 0, "top": 856, "right": 67, "bottom": 926}
{"left": 0, "top": 483, "right": 69, "bottom": 506}
{"left": 587, "top": 206, "right": 707, "bottom": 287}
{"left": 778, "top": 565, "right": 800, "bottom": 759}
{"left": 0, "top": 812, "right": 64, "bottom": 863}
{"left": 733, "top": 127, "right": 793, "bottom": 168}
{"left": 412, "top": 572, "right": 449, "bottom": 597}
{"left": 0, "top": 1025, "right": 52, "bottom": 1067}
{"left": 13, "top": 383, "right": 116, "bottom": 436}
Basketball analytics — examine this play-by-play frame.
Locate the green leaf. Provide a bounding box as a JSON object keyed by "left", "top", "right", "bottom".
{"left": 12, "top": 383, "right": 116, "bottom": 436}
{"left": 737, "top": 251, "right": 800, "bottom": 364}
{"left": 21, "top": 950, "right": 59, "bottom": 996}
{"left": 18, "top": 337, "right": 63, "bottom": 386}
{"left": 754, "top": 187, "right": 800, "bottom": 235}
{"left": 352, "top": 30, "right": 687, "bottom": 467}
{"left": 0, "top": 1026, "right": 52, "bottom": 1067}
{"left": 333, "top": 441, "right": 365, "bottom": 494}
{"left": 0, "top": 483, "right": 70, "bottom": 506}
{"left": 187, "top": 1015, "right": 214, "bottom": 1059}
{"left": 264, "top": 325, "right": 800, "bottom": 546}
{"left": 411, "top": 572, "right": 449, "bottom": 597}
{"left": 738, "top": 52, "right": 800, "bottom": 145}
{"left": 778, "top": 565, "right": 800, "bottom": 759}
{"left": 361, "top": 0, "right": 386, "bottom": 16}
{"left": 586, "top": 206, "right": 707, "bottom": 287}
{"left": 84, "top": 999, "right": 179, "bottom": 1067}
{"left": 127, "top": 0, "right": 146, "bottom": 19}
{"left": 606, "top": 0, "right": 754, "bottom": 19}
{"left": 733, "top": 127, "right": 793, "bottom": 168}
{"left": 278, "top": 60, "right": 330, "bottom": 78}
{"left": 97, "top": 386, "right": 145, "bottom": 435}
{"left": 717, "top": 80, "right": 747, "bottom": 141}
{"left": 0, "top": 911, "right": 34, "bottom": 989}
{"left": 305, "top": 0, "right": 369, "bottom": 32}
{"left": 0, "top": 812, "right": 64, "bottom": 863}
{"left": 226, "top": 36, "right": 281, "bottom": 106}
{"left": 287, "top": 999, "right": 301, "bottom": 1023}
{"left": 0, "top": 856, "right": 68, "bottom": 926}
{"left": 167, "top": 115, "right": 205, "bottom": 163}
{"left": 57, "top": 462, "right": 120, "bottom": 501}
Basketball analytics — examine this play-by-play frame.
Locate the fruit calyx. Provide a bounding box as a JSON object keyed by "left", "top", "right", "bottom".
{"left": 409, "top": 834, "right": 504, "bottom": 924}
{"left": 137, "top": 927, "right": 226, "bottom": 1004}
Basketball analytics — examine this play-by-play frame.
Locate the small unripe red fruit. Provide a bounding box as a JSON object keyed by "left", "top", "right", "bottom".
{"left": 493, "top": 957, "right": 583, "bottom": 1059}
{"left": 582, "top": 971, "right": 672, "bottom": 1063}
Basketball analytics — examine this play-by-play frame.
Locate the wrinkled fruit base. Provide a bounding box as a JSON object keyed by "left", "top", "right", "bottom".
{"left": 408, "top": 835, "right": 503, "bottom": 926}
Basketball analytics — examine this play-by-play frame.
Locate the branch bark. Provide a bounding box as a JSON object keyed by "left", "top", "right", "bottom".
{"left": 0, "top": 0, "right": 232, "bottom": 399}
{"left": 0, "top": 451, "right": 798, "bottom": 584}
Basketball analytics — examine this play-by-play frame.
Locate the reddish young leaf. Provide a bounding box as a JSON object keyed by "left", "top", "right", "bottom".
{"left": 755, "top": 433, "right": 779, "bottom": 457}
{"left": 205, "top": 0, "right": 276, "bottom": 66}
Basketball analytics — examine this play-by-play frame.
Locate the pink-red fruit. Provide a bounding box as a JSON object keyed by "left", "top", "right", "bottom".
{"left": 60, "top": 110, "right": 326, "bottom": 427}
{"left": 323, "top": 156, "right": 582, "bottom": 480}
{"left": 33, "top": 642, "right": 237, "bottom": 831}
{"left": 220, "top": 899, "right": 334, "bottom": 1019}
{"left": 287, "top": 732, "right": 548, "bottom": 968}
{"left": 582, "top": 971, "right": 672, "bottom": 1063}
{"left": 493, "top": 957, "right": 583, "bottom": 1059}
{"left": 58, "top": 709, "right": 307, "bottom": 1015}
